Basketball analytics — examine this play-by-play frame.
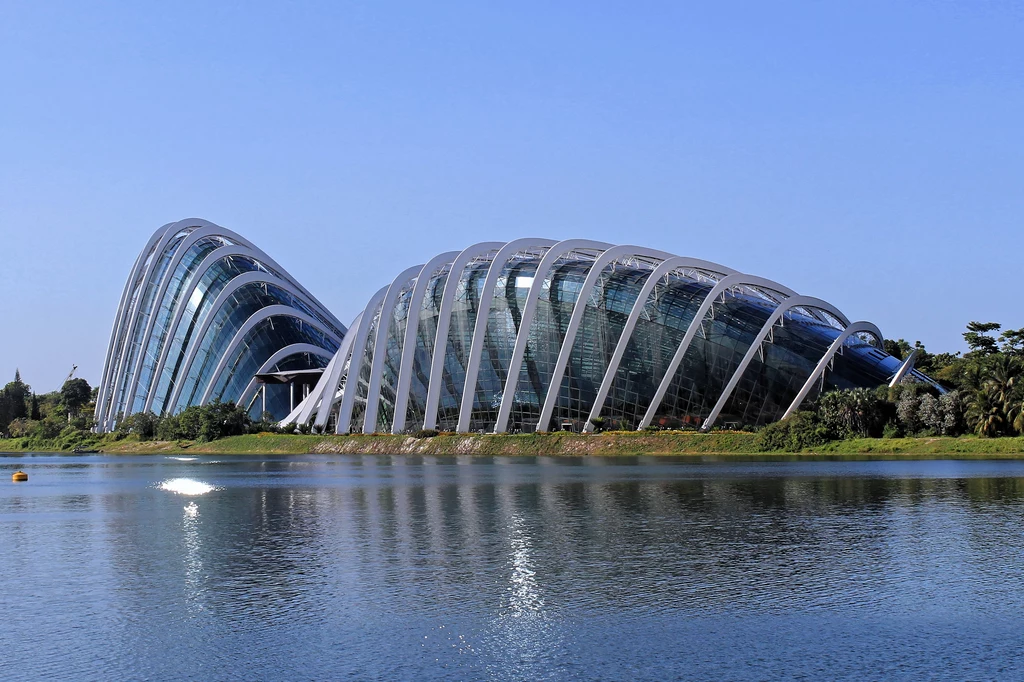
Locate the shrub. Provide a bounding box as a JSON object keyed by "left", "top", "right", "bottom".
{"left": 7, "top": 418, "right": 37, "bottom": 438}
{"left": 896, "top": 393, "right": 923, "bottom": 435}
{"left": 117, "top": 412, "right": 159, "bottom": 440}
{"left": 818, "top": 388, "right": 888, "bottom": 439}
{"left": 754, "top": 411, "right": 831, "bottom": 452}
{"left": 413, "top": 429, "right": 439, "bottom": 439}
{"left": 939, "top": 390, "right": 967, "bottom": 436}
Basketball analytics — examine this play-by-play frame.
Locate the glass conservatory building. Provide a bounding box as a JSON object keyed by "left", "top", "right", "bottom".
{"left": 95, "top": 219, "right": 345, "bottom": 430}
{"left": 98, "top": 224, "right": 935, "bottom": 434}
{"left": 286, "top": 238, "right": 936, "bottom": 434}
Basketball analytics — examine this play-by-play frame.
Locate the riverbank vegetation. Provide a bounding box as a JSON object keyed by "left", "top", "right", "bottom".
{"left": 754, "top": 321, "right": 1024, "bottom": 451}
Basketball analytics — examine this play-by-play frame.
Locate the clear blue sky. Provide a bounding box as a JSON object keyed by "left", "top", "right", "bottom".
{"left": 1, "top": 1, "right": 1021, "bottom": 393}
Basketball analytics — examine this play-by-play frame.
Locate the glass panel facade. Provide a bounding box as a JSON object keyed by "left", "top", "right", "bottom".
{"left": 210, "top": 316, "right": 337, "bottom": 407}
{"left": 110, "top": 230, "right": 191, "bottom": 418}
{"left": 103, "top": 226, "right": 936, "bottom": 433}
{"left": 404, "top": 267, "right": 451, "bottom": 431}
{"left": 173, "top": 280, "right": 339, "bottom": 412}
{"left": 128, "top": 236, "right": 229, "bottom": 413}
{"left": 100, "top": 221, "right": 345, "bottom": 427}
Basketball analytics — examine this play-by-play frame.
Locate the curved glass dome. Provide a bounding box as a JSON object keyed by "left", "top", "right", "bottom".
{"left": 95, "top": 219, "right": 345, "bottom": 429}
{"left": 290, "top": 239, "right": 937, "bottom": 434}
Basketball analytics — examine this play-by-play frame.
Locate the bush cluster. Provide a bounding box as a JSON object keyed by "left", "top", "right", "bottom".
{"left": 115, "top": 401, "right": 255, "bottom": 442}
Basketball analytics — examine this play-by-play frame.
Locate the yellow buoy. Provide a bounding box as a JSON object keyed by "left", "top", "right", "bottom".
{"left": 12, "top": 471, "right": 27, "bottom": 482}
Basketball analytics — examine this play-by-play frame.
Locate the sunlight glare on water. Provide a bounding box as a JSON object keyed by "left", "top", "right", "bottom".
{"left": 157, "top": 477, "right": 218, "bottom": 496}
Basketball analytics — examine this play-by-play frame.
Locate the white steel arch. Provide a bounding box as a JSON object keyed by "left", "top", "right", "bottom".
{"left": 421, "top": 242, "right": 504, "bottom": 431}
{"left": 888, "top": 349, "right": 921, "bottom": 388}
{"left": 119, "top": 225, "right": 236, "bottom": 421}
{"left": 535, "top": 245, "right": 677, "bottom": 433}
{"left": 199, "top": 306, "right": 342, "bottom": 405}
{"left": 391, "top": 251, "right": 461, "bottom": 434}
{"left": 165, "top": 271, "right": 339, "bottom": 413}
{"left": 638, "top": 273, "right": 800, "bottom": 429}
{"left": 139, "top": 239, "right": 345, "bottom": 417}
{"left": 103, "top": 222, "right": 198, "bottom": 427}
{"left": 456, "top": 238, "right": 557, "bottom": 432}
{"left": 361, "top": 264, "right": 425, "bottom": 434}
{"left": 236, "top": 343, "right": 335, "bottom": 408}
{"left": 582, "top": 256, "right": 735, "bottom": 432}
{"left": 305, "top": 310, "right": 366, "bottom": 430}
{"left": 700, "top": 296, "right": 850, "bottom": 432}
{"left": 334, "top": 287, "right": 390, "bottom": 434}
{"left": 101, "top": 218, "right": 344, "bottom": 426}
{"left": 95, "top": 223, "right": 171, "bottom": 426}
{"left": 781, "top": 322, "right": 883, "bottom": 420}
{"left": 140, "top": 244, "right": 274, "bottom": 415}
{"left": 492, "top": 239, "right": 614, "bottom": 433}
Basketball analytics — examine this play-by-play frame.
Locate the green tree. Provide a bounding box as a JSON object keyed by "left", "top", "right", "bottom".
{"left": 997, "top": 328, "right": 1024, "bottom": 355}
{"left": 817, "top": 388, "right": 887, "bottom": 438}
{"left": 883, "top": 339, "right": 912, "bottom": 361}
{"left": 116, "top": 412, "right": 159, "bottom": 440}
{"left": 4, "top": 370, "right": 30, "bottom": 422}
{"left": 968, "top": 387, "right": 1009, "bottom": 437}
{"left": 964, "top": 321, "right": 1001, "bottom": 357}
{"left": 60, "top": 378, "right": 92, "bottom": 420}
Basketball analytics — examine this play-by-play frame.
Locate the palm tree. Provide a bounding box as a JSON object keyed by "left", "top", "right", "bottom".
{"left": 987, "top": 355, "right": 1020, "bottom": 405}
{"left": 969, "top": 387, "right": 1007, "bottom": 438}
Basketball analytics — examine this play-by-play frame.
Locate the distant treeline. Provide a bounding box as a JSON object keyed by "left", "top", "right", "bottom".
{"left": 0, "top": 371, "right": 93, "bottom": 448}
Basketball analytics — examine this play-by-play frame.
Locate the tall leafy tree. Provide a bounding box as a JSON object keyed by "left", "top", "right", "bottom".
{"left": 3, "top": 370, "right": 29, "bottom": 422}
{"left": 60, "top": 378, "right": 92, "bottom": 419}
{"left": 998, "top": 328, "right": 1024, "bottom": 356}
{"left": 964, "top": 321, "right": 1001, "bottom": 356}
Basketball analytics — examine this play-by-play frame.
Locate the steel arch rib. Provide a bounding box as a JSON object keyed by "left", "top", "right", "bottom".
{"left": 303, "top": 310, "right": 365, "bottom": 429}
{"left": 334, "top": 287, "right": 389, "bottom": 434}
{"left": 361, "top": 264, "right": 425, "bottom": 434}
{"left": 493, "top": 239, "right": 615, "bottom": 433}
{"left": 199, "top": 306, "right": 341, "bottom": 405}
{"left": 141, "top": 244, "right": 270, "bottom": 414}
{"left": 535, "top": 244, "right": 678, "bottom": 433}
{"left": 781, "top": 321, "right": 883, "bottom": 420}
{"left": 236, "top": 343, "right": 335, "bottom": 408}
{"left": 888, "top": 349, "right": 921, "bottom": 388}
{"left": 157, "top": 219, "right": 343, "bottom": 331}
{"left": 421, "top": 242, "right": 504, "bottom": 431}
{"left": 102, "top": 222, "right": 190, "bottom": 427}
{"left": 103, "top": 218, "right": 343, "bottom": 427}
{"left": 120, "top": 225, "right": 237, "bottom": 421}
{"left": 582, "top": 256, "right": 736, "bottom": 432}
{"left": 95, "top": 223, "right": 171, "bottom": 425}
{"left": 104, "top": 220, "right": 241, "bottom": 423}
{"left": 166, "top": 271, "right": 341, "bottom": 412}
{"left": 283, "top": 340, "right": 341, "bottom": 426}
{"left": 391, "top": 251, "right": 461, "bottom": 433}
{"left": 456, "top": 238, "right": 557, "bottom": 432}
{"left": 638, "top": 273, "right": 800, "bottom": 429}
{"left": 700, "top": 295, "right": 850, "bottom": 432}
{"left": 141, "top": 241, "right": 343, "bottom": 415}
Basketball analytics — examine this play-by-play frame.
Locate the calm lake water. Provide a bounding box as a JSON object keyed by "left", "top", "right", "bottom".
{"left": 2, "top": 453, "right": 1024, "bottom": 681}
